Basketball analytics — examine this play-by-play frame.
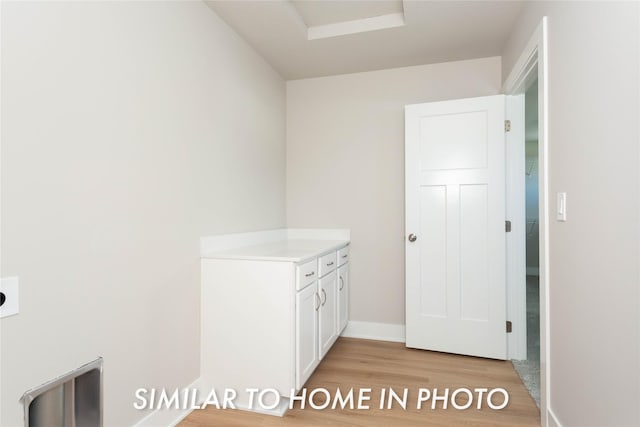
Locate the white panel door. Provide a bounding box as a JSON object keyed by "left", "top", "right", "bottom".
{"left": 405, "top": 95, "right": 507, "bottom": 360}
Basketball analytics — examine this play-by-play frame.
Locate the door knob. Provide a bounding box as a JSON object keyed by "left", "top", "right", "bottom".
{"left": 408, "top": 234, "right": 417, "bottom": 242}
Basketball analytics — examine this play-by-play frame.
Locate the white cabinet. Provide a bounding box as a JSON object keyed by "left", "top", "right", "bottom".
{"left": 201, "top": 258, "right": 294, "bottom": 413}
{"left": 318, "top": 251, "right": 337, "bottom": 278}
{"left": 337, "top": 245, "right": 350, "bottom": 265}
{"left": 338, "top": 264, "right": 349, "bottom": 333}
{"left": 337, "top": 245, "right": 350, "bottom": 334}
{"left": 296, "top": 259, "right": 317, "bottom": 290}
{"left": 295, "top": 281, "right": 319, "bottom": 390}
{"left": 296, "top": 250, "right": 341, "bottom": 388}
{"left": 318, "top": 270, "right": 338, "bottom": 359}
{"left": 200, "top": 229, "right": 349, "bottom": 415}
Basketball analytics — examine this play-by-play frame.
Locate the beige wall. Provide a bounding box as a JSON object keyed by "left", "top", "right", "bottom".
{"left": 0, "top": 2, "right": 285, "bottom": 426}
{"left": 5, "top": 2, "right": 636, "bottom": 426}
{"left": 286, "top": 57, "right": 502, "bottom": 325}
{"left": 503, "top": 2, "right": 639, "bottom": 425}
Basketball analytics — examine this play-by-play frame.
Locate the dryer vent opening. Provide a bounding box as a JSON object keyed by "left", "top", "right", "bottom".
{"left": 22, "top": 358, "right": 103, "bottom": 427}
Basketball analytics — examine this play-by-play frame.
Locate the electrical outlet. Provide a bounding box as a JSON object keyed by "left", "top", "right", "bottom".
{"left": 0, "top": 277, "right": 19, "bottom": 318}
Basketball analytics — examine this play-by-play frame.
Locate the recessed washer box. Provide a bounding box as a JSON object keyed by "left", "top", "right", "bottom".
{"left": 22, "top": 358, "right": 103, "bottom": 427}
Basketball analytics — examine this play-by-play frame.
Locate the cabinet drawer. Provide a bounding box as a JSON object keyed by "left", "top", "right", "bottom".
{"left": 318, "top": 251, "right": 337, "bottom": 278}
{"left": 337, "top": 245, "right": 350, "bottom": 266}
{"left": 296, "top": 260, "right": 317, "bottom": 291}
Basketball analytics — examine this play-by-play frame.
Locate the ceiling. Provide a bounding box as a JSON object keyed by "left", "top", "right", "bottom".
{"left": 205, "top": 1, "right": 525, "bottom": 80}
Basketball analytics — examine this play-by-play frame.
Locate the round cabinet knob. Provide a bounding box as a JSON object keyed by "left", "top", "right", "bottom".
{"left": 408, "top": 234, "right": 417, "bottom": 242}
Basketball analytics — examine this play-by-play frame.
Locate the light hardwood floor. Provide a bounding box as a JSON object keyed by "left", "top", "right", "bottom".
{"left": 180, "top": 337, "right": 540, "bottom": 426}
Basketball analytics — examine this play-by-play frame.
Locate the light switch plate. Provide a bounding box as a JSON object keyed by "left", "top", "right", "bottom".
{"left": 557, "top": 192, "right": 567, "bottom": 222}
{"left": 0, "top": 277, "right": 19, "bottom": 318}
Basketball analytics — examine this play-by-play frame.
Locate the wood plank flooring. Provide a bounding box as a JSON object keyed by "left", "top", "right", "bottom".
{"left": 179, "top": 337, "right": 540, "bottom": 426}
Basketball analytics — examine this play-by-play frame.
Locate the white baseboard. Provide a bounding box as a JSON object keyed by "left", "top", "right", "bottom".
{"left": 132, "top": 378, "right": 204, "bottom": 427}
{"left": 547, "top": 408, "right": 562, "bottom": 427}
{"left": 526, "top": 267, "right": 539, "bottom": 276}
{"left": 232, "top": 397, "right": 290, "bottom": 417}
{"left": 340, "top": 321, "right": 405, "bottom": 343}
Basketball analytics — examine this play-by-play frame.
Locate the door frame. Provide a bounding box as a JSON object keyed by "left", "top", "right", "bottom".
{"left": 505, "top": 94, "right": 526, "bottom": 361}
{"left": 502, "top": 17, "right": 550, "bottom": 426}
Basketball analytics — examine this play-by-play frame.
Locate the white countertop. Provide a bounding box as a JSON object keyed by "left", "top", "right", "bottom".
{"left": 201, "top": 239, "right": 349, "bottom": 263}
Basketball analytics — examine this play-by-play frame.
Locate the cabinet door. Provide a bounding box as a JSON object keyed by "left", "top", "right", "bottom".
{"left": 338, "top": 264, "right": 349, "bottom": 333}
{"left": 318, "top": 271, "right": 338, "bottom": 359}
{"left": 296, "top": 283, "right": 319, "bottom": 390}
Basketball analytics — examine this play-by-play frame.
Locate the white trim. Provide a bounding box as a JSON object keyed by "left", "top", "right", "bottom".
{"left": 548, "top": 408, "right": 562, "bottom": 427}
{"left": 341, "top": 321, "right": 405, "bottom": 343}
{"left": 502, "top": 17, "right": 550, "bottom": 427}
{"left": 232, "top": 398, "right": 290, "bottom": 417}
{"left": 526, "top": 267, "right": 540, "bottom": 276}
{"left": 307, "top": 13, "right": 405, "bottom": 40}
{"left": 132, "top": 378, "right": 204, "bottom": 427}
{"left": 503, "top": 27, "right": 541, "bottom": 95}
{"left": 505, "top": 94, "right": 527, "bottom": 361}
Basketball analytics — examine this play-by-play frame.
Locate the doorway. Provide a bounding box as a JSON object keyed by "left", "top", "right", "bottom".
{"left": 512, "top": 79, "right": 541, "bottom": 407}
{"left": 502, "top": 17, "right": 549, "bottom": 425}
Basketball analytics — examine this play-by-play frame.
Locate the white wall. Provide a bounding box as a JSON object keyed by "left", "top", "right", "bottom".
{"left": 286, "top": 57, "right": 502, "bottom": 326}
{"left": 502, "top": 2, "right": 639, "bottom": 425}
{"left": 0, "top": 2, "right": 285, "bottom": 426}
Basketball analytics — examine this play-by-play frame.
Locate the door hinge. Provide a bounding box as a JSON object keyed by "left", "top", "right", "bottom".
{"left": 504, "top": 120, "right": 511, "bottom": 132}
{"left": 506, "top": 321, "right": 513, "bottom": 333}
{"left": 505, "top": 220, "right": 512, "bottom": 232}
